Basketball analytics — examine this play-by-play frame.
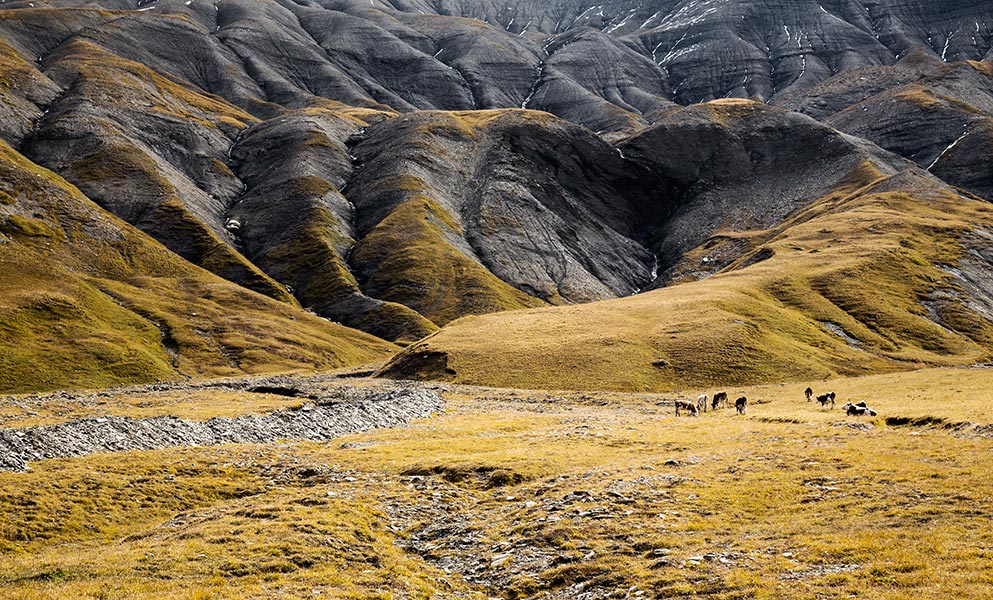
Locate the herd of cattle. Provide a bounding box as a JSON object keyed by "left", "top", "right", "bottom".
{"left": 674, "top": 387, "right": 878, "bottom": 417}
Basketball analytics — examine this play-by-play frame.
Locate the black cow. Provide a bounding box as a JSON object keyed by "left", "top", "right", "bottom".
{"left": 843, "top": 401, "right": 877, "bottom": 417}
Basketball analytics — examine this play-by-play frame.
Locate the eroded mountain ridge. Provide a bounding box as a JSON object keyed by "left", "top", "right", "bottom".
{"left": 1, "top": 0, "right": 992, "bottom": 391}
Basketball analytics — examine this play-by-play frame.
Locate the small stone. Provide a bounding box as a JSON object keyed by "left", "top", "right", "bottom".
{"left": 490, "top": 553, "right": 513, "bottom": 568}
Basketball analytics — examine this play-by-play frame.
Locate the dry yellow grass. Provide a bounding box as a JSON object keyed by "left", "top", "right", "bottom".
{"left": 0, "top": 390, "right": 300, "bottom": 428}
{"left": 1, "top": 368, "right": 992, "bottom": 599}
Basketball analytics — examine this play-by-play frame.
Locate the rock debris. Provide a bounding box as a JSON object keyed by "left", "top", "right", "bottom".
{"left": 0, "top": 383, "right": 443, "bottom": 472}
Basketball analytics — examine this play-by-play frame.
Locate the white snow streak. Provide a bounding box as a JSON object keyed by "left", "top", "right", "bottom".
{"left": 928, "top": 130, "right": 971, "bottom": 170}
{"left": 941, "top": 32, "right": 955, "bottom": 61}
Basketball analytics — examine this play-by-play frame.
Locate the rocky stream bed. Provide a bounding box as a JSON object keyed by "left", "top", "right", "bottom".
{"left": 0, "top": 377, "right": 444, "bottom": 472}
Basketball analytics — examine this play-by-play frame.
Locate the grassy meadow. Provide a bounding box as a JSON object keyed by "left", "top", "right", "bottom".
{"left": 1, "top": 367, "right": 992, "bottom": 599}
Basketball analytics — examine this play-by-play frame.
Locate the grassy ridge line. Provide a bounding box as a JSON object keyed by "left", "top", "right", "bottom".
{"left": 382, "top": 168, "right": 993, "bottom": 392}
{"left": 0, "top": 139, "right": 396, "bottom": 393}
{"left": 347, "top": 111, "right": 554, "bottom": 327}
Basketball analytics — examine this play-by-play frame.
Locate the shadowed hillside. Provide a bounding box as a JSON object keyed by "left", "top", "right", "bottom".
{"left": 383, "top": 167, "right": 993, "bottom": 391}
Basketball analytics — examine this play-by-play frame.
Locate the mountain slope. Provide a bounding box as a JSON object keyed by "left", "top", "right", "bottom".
{"left": 0, "top": 139, "right": 395, "bottom": 393}
{"left": 777, "top": 52, "right": 993, "bottom": 202}
{"left": 16, "top": 0, "right": 987, "bottom": 130}
{"left": 0, "top": 2, "right": 989, "bottom": 343}
{"left": 1, "top": 0, "right": 992, "bottom": 392}
{"left": 383, "top": 168, "right": 993, "bottom": 391}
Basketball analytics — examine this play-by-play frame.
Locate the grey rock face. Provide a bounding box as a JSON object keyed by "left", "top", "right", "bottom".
{"left": 227, "top": 108, "right": 438, "bottom": 341}
{"left": 524, "top": 27, "right": 674, "bottom": 135}
{"left": 777, "top": 52, "right": 993, "bottom": 201}
{"left": 11, "top": 0, "right": 989, "bottom": 121}
{"left": 620, "top": 100, "right": 913, "bottom": 279}
{"left": 346, "top": 110, "right": 661, "bottom": 307}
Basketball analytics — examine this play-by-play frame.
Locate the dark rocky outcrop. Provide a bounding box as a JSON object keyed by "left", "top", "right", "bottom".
{"left": 346, "top": 109, "right": 663, "bottom": 312}
{"left": 226, "top": 108, "right": 438, "bottom": 342}
{"left": 619, "top": 99, "right": 913, "bottom": 281}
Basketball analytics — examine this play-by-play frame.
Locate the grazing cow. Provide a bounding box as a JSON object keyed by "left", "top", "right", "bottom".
{"left": 697, "top": 394, "right": 709, "bottom": 414}
{"left": 735, "top": 396, "right": 748, "bottom": 414}
{"left": 712, "top": 391, "right": 729, "bottom": 410}
{"left": 805, "top": 387, "right": 814, "bottom": 402}
{"left": 675, "top": 399, "right": 698, "bottom": 417}
{"left": 815, "top": 391, "right": 836, "bottom": 410}
{"left": 842, "top": 401, "right": 877, "bottom": 417}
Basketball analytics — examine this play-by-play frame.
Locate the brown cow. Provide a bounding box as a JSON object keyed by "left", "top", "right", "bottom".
{"left": 675, "top": 399, "right": 699, "bottom": 417}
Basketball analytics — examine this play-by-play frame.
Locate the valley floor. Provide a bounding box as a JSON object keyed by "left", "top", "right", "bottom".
{"left": 2, "top": 368, "right": 993, "bottom": 599}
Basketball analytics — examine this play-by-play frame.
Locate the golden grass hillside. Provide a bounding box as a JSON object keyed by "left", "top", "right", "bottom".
{"left": 383, "top": 167, "right": 993, "bottom": 392}
{"left": 352, "top": 193, "right": 546, "bottom": 326}
{"left": 0, "top": 139, "right": 395, "bottom": 393}
{"left": 1, "top": 368, "right": 991, "bottom": 599}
